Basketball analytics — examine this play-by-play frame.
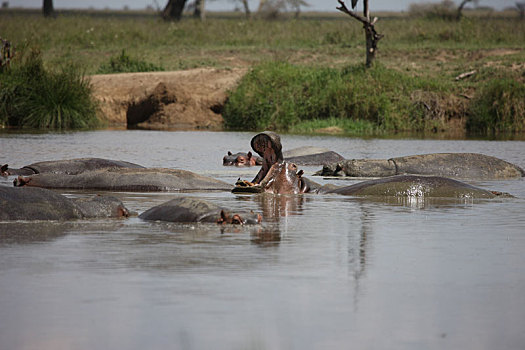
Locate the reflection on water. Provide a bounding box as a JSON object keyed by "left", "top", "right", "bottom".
{"left": 1, "top": 131, "right": 525, "bottom": 350}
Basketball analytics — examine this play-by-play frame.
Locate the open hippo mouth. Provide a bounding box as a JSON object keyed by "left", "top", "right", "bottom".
{"left": 232, "top": 132, "right": 310, "bottom": 194}
{"left": 259, "top": 161, "right": 309, "bottom": 194}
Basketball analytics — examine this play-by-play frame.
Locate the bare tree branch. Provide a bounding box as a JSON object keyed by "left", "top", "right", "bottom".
{"left": 336, "top": 0, "right": 368, "bottom": 24}
{"left": 336, "top": 0, "right": 383, "bottom": 67}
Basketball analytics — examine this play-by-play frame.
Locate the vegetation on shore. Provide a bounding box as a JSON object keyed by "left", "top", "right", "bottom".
{"left": 223, "top": 62, "right": 525, "bottom": 135}
{"left": 97, "top": 49, "right": 165, "bottom": 74}
{"left": 0, "top": 47, "right": 99, "bottom": 129}
{"left": 0, "top": 8, "right": 524, "bottom": 135}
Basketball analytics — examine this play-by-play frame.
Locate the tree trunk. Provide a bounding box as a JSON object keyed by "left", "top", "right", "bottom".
{"left": 456, "top": 0, "right": 471, "bottom": 21}
{"left": 43, "top": 0, "right": 54, "bottom": 17}
{"left": 257, "top": 0, "right": 268, "bottom": 13}
{"left": 241, "top": 0, "right": 251, "bottom": 18}
{"left": 162, "top": 0, "right": 187, "bottom": 21}
{"left": 194, "top": 0, "right": 205, "bottom": 21}
{"left": 337, "top": 0, "right": 383, "bottom": 68}
{"left": 517, "top": 3, "right": 525, "bottom": 20}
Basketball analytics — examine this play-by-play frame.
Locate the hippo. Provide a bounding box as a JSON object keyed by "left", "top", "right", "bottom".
{"left": 233, "top": 132, "right": 513, "bottom": 199}
{"left": 139, "top": 197, "right": 262, "bottom": 225}
{"left": 233, "top": 161, "right": 311, "bottom": 194}
{"left": 235, "top": 161, "right": 510, "bottom": 199}
{"left": 285, "top": 151, "right": 345, "bottom": 166}
{"left": 232, "top": 131, "right": 321, "bottom": 194}
{"left": 249, "top": 131, "right": 285, "bottom": 184}
{"left": 223, "top": 151, "right": 263, "bottom": 166}
{"left": 1, "top": 158, "right": 144, "bottom": 177}
{"left": 13, "top": 168, "right": 233, "bottom": 192}
{"left": 323, "top": 175, "right": 512, "bottom": 199}
{"left": 0, "top": 186, "right": 129, "bottom": 221}
{"left": 316, "top": 153, "right": 525, "bottom": 180}
{"left": 222, "top": 146, "right": 344, "bottom": 167}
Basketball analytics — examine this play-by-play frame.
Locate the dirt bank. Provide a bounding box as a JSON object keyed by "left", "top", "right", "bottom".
{"left": 90, "top": 68, "right": 247, "bottom": 130}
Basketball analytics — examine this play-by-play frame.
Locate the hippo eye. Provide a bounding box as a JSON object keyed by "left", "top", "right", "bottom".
{"left": 232, "top": 215, "right": 244, "bottom": 225}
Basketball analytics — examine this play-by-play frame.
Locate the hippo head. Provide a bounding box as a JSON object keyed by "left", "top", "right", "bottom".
{"left": 223, "top": 151, "right": 260, "bottom": 167}
{"left": 216, "top": 209, "right": 263, "bottom": 225}
{"left": 1, "top": 164, "right": 8, "bottom": 176}
{"left": 259, "top": 161, "right": 309, "bottom": 195}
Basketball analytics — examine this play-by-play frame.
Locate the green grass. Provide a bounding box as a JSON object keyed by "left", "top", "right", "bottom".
{"left": 467, "top": 78, "right": 525, "bottom": 134}
{"left": 0, "top": 47, "right": 99, "bottom": 129}
{"left": 97, "top": 49, "right": 164, "bottom": 74}
{"left": 0, "top": 8, "right": 524, "bottom": 135}
{"left": 1, "top": 10, "right": 523, "bottom": 74}
{"left": 223, "top": 62, "right": 456, "bottom": 132}
{"left": 289, "top": 117, "right": 378, "bottom": 134}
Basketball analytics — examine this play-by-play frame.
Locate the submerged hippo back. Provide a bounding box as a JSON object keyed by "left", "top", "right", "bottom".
{"left": 392, "top": 153, "right": 525, "bottom": 180}
{"left": 0, "top": 186, "right": 129, "bottom": 220}
{"left": 26, "top": 158, "right": 145, "bottom": 175}
{"left": 139, "top": 197, "right": 262, "bottom": 224}
{"left": 14, "top": 168, "right": 233, "bottom": 192}
{"left": 327, "top": 175, "right": 507, "bottom": 198}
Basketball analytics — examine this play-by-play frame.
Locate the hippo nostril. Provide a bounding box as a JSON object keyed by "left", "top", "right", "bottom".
{"left": 118, "top": 206, "right": 130, "bottom": 218}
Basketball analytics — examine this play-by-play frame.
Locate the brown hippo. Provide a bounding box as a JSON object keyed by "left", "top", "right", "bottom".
{"left": 250, "top": 131, "right": 285, "bottom": 184}
{"left": 233, "top": 161, "right": 311, "bottom": 195}
{"left": 139, "top": 197, "right": 262, "bottom": 225}
{"left": 232, "top": 132, "right": 320, "bottom": 194}
{"left": 13, "top": 168, "right": 233, "bottom": 192}
{"left": 222, "top": 151, "right": 263, "bottom": 167}
{"left": 0, "top": 186, "right": 129, "bottom": 221}
{"left": 1, "top": 158, "right": 144, "bottom": 177}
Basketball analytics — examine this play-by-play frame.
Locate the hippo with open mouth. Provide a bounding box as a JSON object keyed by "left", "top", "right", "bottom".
{"left": 232, "top": 132, "right": 318, "bottom": 194}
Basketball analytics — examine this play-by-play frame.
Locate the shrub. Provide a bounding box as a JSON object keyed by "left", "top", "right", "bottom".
{"left": 467, "top": 78, "right": 525, "bottom": 134}
{"left": 223, "top": 62, "right": 451, "bottom": 133}
{"left": 97, "top": 49, "right": 164, "bottom": 74}
{"left": 408, "top": 0, "right": 457, "bottom": 20}
{"left": 0, "top": 47, "right": 99, "bottom": 129}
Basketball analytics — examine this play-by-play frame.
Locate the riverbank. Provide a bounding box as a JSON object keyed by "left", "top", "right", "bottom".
{"left": 90, "top": 68, "right": 246, "bottom": 129}
{"left": 1, "top": 9, "right": 524, "bottom": 136}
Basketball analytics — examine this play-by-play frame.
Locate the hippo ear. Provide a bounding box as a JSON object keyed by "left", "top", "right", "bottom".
{"left": 247, "top": 151, "right": 252, "bottom": 159}
{"left": 217, "top": 210, "right": 227, "bottom": 224}
{"left": 228, "top": 151, "right": 232, "bottom": 156}
{"left": 299, "top": 178, "right": 310, "bottom": 193}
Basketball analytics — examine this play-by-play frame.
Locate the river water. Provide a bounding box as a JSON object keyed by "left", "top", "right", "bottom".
{"left": 1, "top": 130, "right": 524, "bottom": 350}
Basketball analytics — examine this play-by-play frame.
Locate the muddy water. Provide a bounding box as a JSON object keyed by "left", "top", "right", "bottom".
{"left": 1, "top": 130, "right": 524, "bottom": 350}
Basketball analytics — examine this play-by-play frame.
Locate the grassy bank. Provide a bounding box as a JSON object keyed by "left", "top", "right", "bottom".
{"left": 0, "top": 9, "right": 524, "bottom": 134}
{"left": 223, "top": 62, "right": 525, "bottom": 135}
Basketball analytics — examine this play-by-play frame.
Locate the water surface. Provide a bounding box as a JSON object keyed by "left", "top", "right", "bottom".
{"left": 1, "top": 131, "right": 524, "bottom": 350}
